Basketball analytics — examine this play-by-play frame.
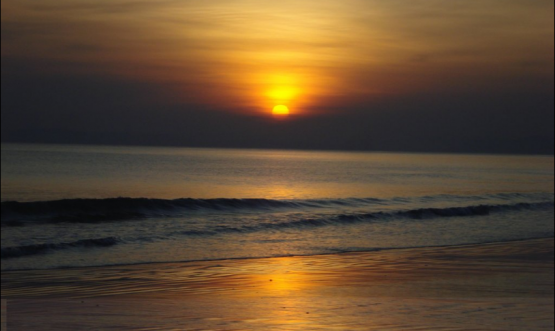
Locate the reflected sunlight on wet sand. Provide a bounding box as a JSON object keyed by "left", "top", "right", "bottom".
{"left": 2, "top": 238, "right": 553, "bottom": 330}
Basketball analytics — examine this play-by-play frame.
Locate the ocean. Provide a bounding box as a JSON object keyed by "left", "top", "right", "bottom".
{"left": 1, "top": 143, "right": 553, "bottom": 271}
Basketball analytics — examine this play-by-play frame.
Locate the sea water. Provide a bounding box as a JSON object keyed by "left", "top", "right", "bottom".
{"left": 1, "top": 143, "right": 553, "bottom": 270}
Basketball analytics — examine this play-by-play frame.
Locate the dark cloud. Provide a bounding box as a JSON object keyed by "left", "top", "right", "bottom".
{"left": 2, "top": 60, "right": 553, "bottom": 155}
{"left": 2, "top": 0, "right": 553, "bottom": 155}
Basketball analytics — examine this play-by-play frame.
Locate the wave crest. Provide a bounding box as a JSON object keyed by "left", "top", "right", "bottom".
{"left": 2, "top": 196, "right": 552, "bottom": 227}
{"left": 0, "top": 197, "right": 381, "bottom": 225}
{"left": 1, "top": 237, "right": 120, "bottom": 259}
{"left": 174, "top": 201, "right": 554, "bottom": 237}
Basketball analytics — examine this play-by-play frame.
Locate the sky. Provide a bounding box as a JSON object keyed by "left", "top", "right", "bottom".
{"left": 2, "top": 0, "right": 554, "bottom": 154}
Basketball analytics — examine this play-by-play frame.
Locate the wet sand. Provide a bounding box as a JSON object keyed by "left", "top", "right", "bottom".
{"left": 2, "top": 238, "right": 553, "bottom": 330}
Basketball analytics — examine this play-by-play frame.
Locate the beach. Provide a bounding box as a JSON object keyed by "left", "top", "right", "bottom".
{"left": 2, "top": 0, "right": 554, "bottom": 329}
{"left": 2, "top": 238, "right": 553, "bottom": 330}
{"left": 2, "top": 145, "right": 553, "bottom": 330}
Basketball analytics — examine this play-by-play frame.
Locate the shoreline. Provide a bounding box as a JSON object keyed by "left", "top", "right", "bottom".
{"left": 2, "top": 237, "right": 553, "bottom": 299}
{"left": 2, "top": 237, "right": 553, "bottom": 330}
{"left": 2, "top": 236, "right": 553, "bottom": 273}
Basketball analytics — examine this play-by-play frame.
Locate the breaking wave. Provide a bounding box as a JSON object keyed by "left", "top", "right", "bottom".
{"left": 1, "top": 197, "right": 382, "bottom": 225}
{"left": 1, "top": 194, "right": 552, "bottom": 227}
{"left": 1, "top": 237, "right": 120, "bottom": 259}
{"left": 175, "top": 201, "right": 554, "bottom": 237}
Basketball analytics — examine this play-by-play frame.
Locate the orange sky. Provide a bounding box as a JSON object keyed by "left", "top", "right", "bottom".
{"left": 2, "top": 0, "right": 554, "bottom": 117}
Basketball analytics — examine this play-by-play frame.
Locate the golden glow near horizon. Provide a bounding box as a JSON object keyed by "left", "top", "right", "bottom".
{"left": 272, "top": 105, "right": 290, "bottom": 116}
{"left": 2, "top": 0, "right": 553, "bottom": 117}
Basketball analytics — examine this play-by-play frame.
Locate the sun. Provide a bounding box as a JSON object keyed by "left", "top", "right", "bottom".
{"left": 272, "top": 105, "right": 290, "bottom": 116}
